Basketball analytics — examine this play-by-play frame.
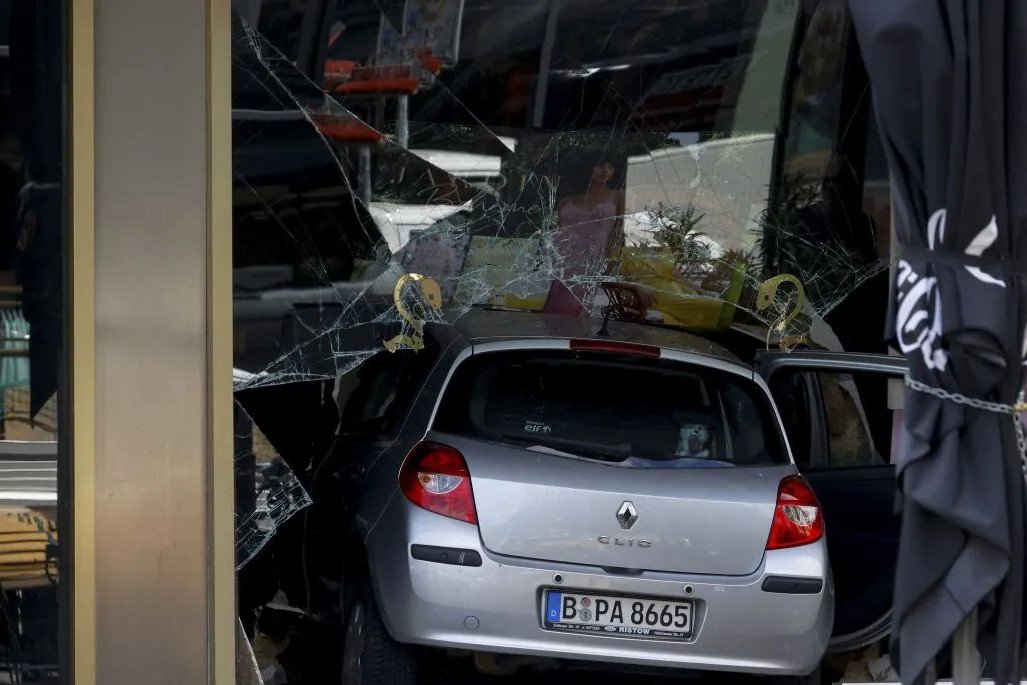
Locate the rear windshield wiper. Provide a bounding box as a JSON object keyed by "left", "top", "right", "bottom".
{"left": 501, "top": 433, "right": 630, "bottom": 463}
{"left": 622, "top": 455, "right": 735, "bottom": 468}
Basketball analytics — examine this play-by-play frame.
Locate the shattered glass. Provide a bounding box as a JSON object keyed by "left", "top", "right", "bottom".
{"left": 236, "top": 618, "right": 265, "bottom": 685}
{"left": 235, "top": 399, "right": 313, "bottom": 570}
{"left": 233, "top": 0, "right": 890, "bottom": 397}
{"left": 231, "top": 0, "right": 894, "bottom": 662}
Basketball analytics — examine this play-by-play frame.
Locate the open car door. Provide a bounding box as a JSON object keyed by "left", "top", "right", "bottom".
{"left": 757, "top": 350, "right": 907, "bottom": 652}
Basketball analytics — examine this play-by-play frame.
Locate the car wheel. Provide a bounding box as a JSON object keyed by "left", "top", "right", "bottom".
{"left": 340, "top": 584, "right": 416, "bottom": 685}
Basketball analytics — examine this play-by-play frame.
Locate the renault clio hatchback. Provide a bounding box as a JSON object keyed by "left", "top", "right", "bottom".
{"left": 330, "top": 311, "right": 833, "bottom": 685}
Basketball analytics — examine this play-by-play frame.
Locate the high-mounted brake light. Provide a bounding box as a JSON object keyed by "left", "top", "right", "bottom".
{"left": 400, "top": 442, "right": 478, "bottom": 524}
{"left": 766, "top": 475, "right": 824, "bottom": 550}
{"left": 569, "top": 339, "right": 661, "bottom": 357}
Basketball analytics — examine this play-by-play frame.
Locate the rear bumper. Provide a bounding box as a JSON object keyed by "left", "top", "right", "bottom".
{"left": 366, "top": 498, "right": 834, "bottom": 676}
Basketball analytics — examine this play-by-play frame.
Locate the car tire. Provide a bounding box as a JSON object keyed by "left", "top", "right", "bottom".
{"left": 340, "top": 584, "right": 416, "bottom": 685}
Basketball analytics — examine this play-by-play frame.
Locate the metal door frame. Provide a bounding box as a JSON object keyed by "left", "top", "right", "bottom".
{"left": 72, "top": 0, "right": 234, "bottom": 682}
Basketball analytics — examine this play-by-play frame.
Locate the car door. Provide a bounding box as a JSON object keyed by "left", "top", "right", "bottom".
{"left": 758, "top": 351, "right": 908, "bottom": 651}
{"left": 297, "top": 334, "right": 452, "bottom": 617}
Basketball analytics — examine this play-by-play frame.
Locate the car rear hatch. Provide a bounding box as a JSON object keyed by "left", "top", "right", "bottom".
{"left": 430, "top": 344, "right": 794, "bottom": 576}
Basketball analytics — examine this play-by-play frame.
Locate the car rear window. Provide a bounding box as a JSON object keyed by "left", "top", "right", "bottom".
{"left": 434, "top": 350, "right": 787, "bottom": 468}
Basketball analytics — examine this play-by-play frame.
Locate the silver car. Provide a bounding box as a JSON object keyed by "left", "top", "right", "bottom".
{"left": 334, "top": 311, "right": 833, "bottom": 684}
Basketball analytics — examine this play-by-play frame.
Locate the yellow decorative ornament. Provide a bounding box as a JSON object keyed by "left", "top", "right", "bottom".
{"left": 756, "top": 273, "right": 810, "bottom": 350}
{"left": 383, "top": 273, "right": 443, "bottom": 353}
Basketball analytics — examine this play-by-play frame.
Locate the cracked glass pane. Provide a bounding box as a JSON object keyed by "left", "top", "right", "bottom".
{"left": 233, "top": 3, "right": 894, "bottom": 677}
{"left": 235, "top": 399, "right": 313, "bottom": 570}
{"left": 233, "top": 1, "right": 890, "bottom": 393}
{"left": 236, "top": 618, "right": 265, "bottom": 685}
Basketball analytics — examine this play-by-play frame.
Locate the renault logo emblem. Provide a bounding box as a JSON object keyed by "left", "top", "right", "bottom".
{"left": 616, "top": 501, "right": 638, "bottom": 530}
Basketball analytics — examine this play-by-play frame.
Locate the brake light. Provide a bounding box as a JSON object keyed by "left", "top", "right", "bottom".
{"left": 766, "top": 476, "right": 824, "bottom": 550}
{"left": 400, "top": 442, "right": 477, "bottom": 524}
{"left": 569, "top": 339, "right": 660, "bottom": 357}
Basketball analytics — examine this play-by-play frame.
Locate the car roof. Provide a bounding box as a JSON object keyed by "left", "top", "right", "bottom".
{"left": 449, "top": 310, "right": 745, "bottom": 367}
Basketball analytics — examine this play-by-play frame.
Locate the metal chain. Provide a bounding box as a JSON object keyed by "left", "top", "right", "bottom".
{"left": 1016, "top": 413, "right": 1027, "bottom": 478}
{"left": 904, "top": 375, "right": 1027, "bottom": 478}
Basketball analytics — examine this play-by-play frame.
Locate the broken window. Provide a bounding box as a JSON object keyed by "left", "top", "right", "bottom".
{"left": 231, "top": 1, "right": 895, "bottom": 679}
{"left": 232, "top": 0, "right": 891, "bottom": 390}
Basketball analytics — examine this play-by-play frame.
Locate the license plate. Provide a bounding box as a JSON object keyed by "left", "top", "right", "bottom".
{"left": 543, "top": 590, "right": 693, "bottom": 640}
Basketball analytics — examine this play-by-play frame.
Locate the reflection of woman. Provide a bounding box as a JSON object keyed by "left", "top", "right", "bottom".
{"left": 556, "top": 158, "right": 624, "bottom": 251}
{"left": 545, "top": 157, "right": 626, "bottom": 315}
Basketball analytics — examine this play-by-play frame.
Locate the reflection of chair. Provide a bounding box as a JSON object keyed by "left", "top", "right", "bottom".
{"left": 0, "top": 512, "right": 58, "bottom": 590}
{"left": 311, "top": 112, "right": 382, "bottom": 143}
{"left": 332, "top": 65, "right": 420, "bottom": 96}
{"left": 0, "top": 513, "right": 60, "bottom": 681}
{"left": 0, "top": 583, "right": 59, "bottom": 681}
{"left": 600, "top": 282, "right": 656, "bottom": 323}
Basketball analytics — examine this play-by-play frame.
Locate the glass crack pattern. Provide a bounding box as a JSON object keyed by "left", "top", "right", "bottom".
{"left": 235, "top": 399, "right": 313, "bottom": 570}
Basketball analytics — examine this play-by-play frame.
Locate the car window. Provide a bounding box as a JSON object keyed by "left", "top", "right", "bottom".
{"left": 768, "top": 370, "right": 817, "bottom": 468}
{"left": 434, "top": 350, "right": 786, "bottom": 467}
{"left": 818, "top": 371, "right": 880, "bottom": 467}
{"left": 337, "top": 335, "right": 441, "bottom": 433}
{"left": 770, "top": 368, "right": 902, "bottom": 469}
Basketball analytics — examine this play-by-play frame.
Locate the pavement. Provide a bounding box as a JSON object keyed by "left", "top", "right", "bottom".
{"left": 418, "top": 654, "right": 796, "bottom": 685}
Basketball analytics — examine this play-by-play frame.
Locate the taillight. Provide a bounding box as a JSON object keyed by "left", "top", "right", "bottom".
{"left": 400, "top": 442, "right": 477, "bottom": 524}
{"left": 766, "top": 476, "right": 824, "bottom": 550}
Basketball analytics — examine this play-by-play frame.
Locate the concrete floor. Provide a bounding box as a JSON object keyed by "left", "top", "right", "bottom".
{"left": 418, "top": 653, "right": 795, "bottom": 685}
